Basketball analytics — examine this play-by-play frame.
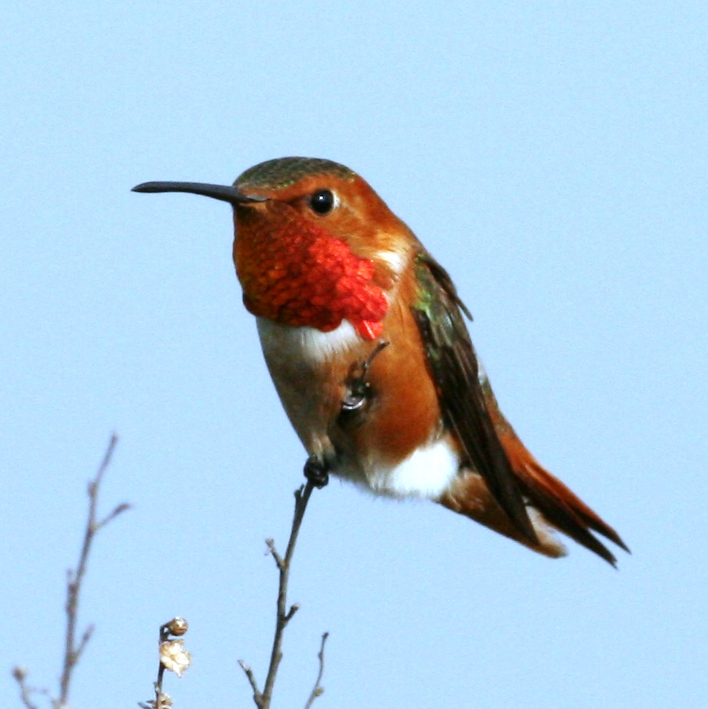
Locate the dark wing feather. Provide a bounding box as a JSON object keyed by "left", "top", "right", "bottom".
{"left": 411, "top": 253, "right": 538, "bottom": 544}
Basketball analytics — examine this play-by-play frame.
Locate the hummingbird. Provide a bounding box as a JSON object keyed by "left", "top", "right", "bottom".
{"left": 133, "top": 157, "right": 628, "bottom": 565}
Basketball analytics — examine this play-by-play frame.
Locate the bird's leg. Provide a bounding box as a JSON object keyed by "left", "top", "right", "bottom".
{"left": 306, "top": 341, "right": 389, "bottom": 485}
{"left": 303, "top": 455, "right": 330, "bottom": 488}
{"left": 341, "top": 340, "right": 389, "bottom": 413}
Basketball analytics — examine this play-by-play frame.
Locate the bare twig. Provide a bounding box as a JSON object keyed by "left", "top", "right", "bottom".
{"left": 239, "top": 480, "right": 316, "bottom": 708}
{"left": 12, "top": 434, "right": 129, "bottom": 709}
{"left": 59, "top": 432, "right": 129, "bottom": 705}
{"left": 11, "top": 668, "right": 39, "bottom": 709}
{"left": 238, "top": 660, "right": 261, "bottom": 699}
{"left": 304, "top": 632, "right": 330, "bottom": 709}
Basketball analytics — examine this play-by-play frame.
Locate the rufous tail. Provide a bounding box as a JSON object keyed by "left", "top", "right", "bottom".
{"left": 438, "top": 379, "right": 629, "bottom": 565}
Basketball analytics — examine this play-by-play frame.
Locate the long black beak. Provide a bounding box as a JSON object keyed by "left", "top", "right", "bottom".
{"left": 131, "top": 181, "right": 267, "bottom": 204}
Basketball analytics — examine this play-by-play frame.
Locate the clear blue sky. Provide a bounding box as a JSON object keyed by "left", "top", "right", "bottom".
{"left": 2, "top": 3, "right": 706, "bottom": 707}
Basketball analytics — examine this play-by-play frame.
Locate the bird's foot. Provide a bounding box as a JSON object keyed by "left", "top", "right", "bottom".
{"left": 340, "top": 339, "right": 389, "bottom": 416}
{"left": 304, "top": 456, "right": 329, "bottom": 488}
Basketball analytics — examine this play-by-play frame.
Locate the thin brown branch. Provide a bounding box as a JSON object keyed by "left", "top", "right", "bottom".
{"left": 284, "top": 603, "right": 301, "bottom": 623}
{"left": 152, "top": 625, "right": 170, "bottom": 708}
{"left": 97, "top": 502, "right": 131, "bottom": 530}
{"left": 304, "top": 632, "right": 329, "bottom": 709}
{"left": 73, "top": 623, "right": 95, "bottom": 665}
{"left": 265, "top": 538, "right": 285, "bottom": 570}
{"left": 11, "top": 668, "right": 39, "bottom": 709}
{"left": 58, "top": 433, "right": 129, "bottom": 705}
{"left": 261, "top": 481, "right": 315, "bottom": 706}
{"left": 238, "top": 659, "right": 262, "bottom": 700}
{"left": 239, "top": 480, "right": 316, "bottom": 708}
{"left": 12, "top": 435, "right": 128, "bottom": 709}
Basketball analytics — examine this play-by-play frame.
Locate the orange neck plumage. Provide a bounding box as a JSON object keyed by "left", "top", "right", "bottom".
{"left": 234, "top": 204, "right": 388, "bottom": 340}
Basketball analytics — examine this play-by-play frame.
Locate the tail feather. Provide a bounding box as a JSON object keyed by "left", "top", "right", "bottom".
{"left": 445, "top": 371, "right": 631, "bottom": 565}
{"left": 503, "top": 433, "right": 628, "bottom": 565}
{"left": 437, "top": 440, "right": 629, "bottom": 564}
{"left": 438, "top": 470, "right": 569, "bottom": 558}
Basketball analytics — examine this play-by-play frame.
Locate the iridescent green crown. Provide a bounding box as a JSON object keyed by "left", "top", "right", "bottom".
{"left": 235, "top": 157, "right": 355, "bottom": 190}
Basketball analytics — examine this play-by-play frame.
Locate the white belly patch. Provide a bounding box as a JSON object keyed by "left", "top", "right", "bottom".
{"left": 256, "top": 318, "right": 359, "bottom": 363}
{"left": 366, "top": 437, "right": 459, "bottom": 499}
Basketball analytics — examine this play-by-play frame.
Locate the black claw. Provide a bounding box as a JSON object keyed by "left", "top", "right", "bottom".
{"left": 304, "top": 456, "right": 329, "bottom": 488}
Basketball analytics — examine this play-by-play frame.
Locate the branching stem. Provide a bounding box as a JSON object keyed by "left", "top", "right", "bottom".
{"left": 12, "top": 434, "right": 128, "bottom": 709}
{"left": 59, "top": 433, "right": 129, "bottom": 705}
{"left": 240, "top": 480, "right": 316, "bottom": 708}
{"left": 304, "top": 632, "right": 329, "bottom": 708}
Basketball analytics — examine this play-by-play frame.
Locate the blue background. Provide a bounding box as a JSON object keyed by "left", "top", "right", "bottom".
{"left": 2, "top": 3, "right": 706, "bottom": 707}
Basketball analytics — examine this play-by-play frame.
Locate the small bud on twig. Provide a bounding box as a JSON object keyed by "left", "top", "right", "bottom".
{"left": 144, "top": 616, "right": 191, "bottom": 708}
{"left": 163, "top": 617, "right": 189, "bottom": 637}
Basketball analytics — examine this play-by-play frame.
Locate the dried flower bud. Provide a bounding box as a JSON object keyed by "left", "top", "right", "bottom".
{"left": 12, "top": 666, "right": 27, "bottom": 682}
{"left": 155, "top": 692, "right": 173, "bottom": 708}
{"left": 165, "top": 617, "right": 188, "bottom": 636}
{"left": 160, "top": 639, "right": 192, "bottom": 677}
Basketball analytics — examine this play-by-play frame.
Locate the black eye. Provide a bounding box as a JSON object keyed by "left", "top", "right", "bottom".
{"left": 309, "top": 189, "right": 335, "bottom": 215}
